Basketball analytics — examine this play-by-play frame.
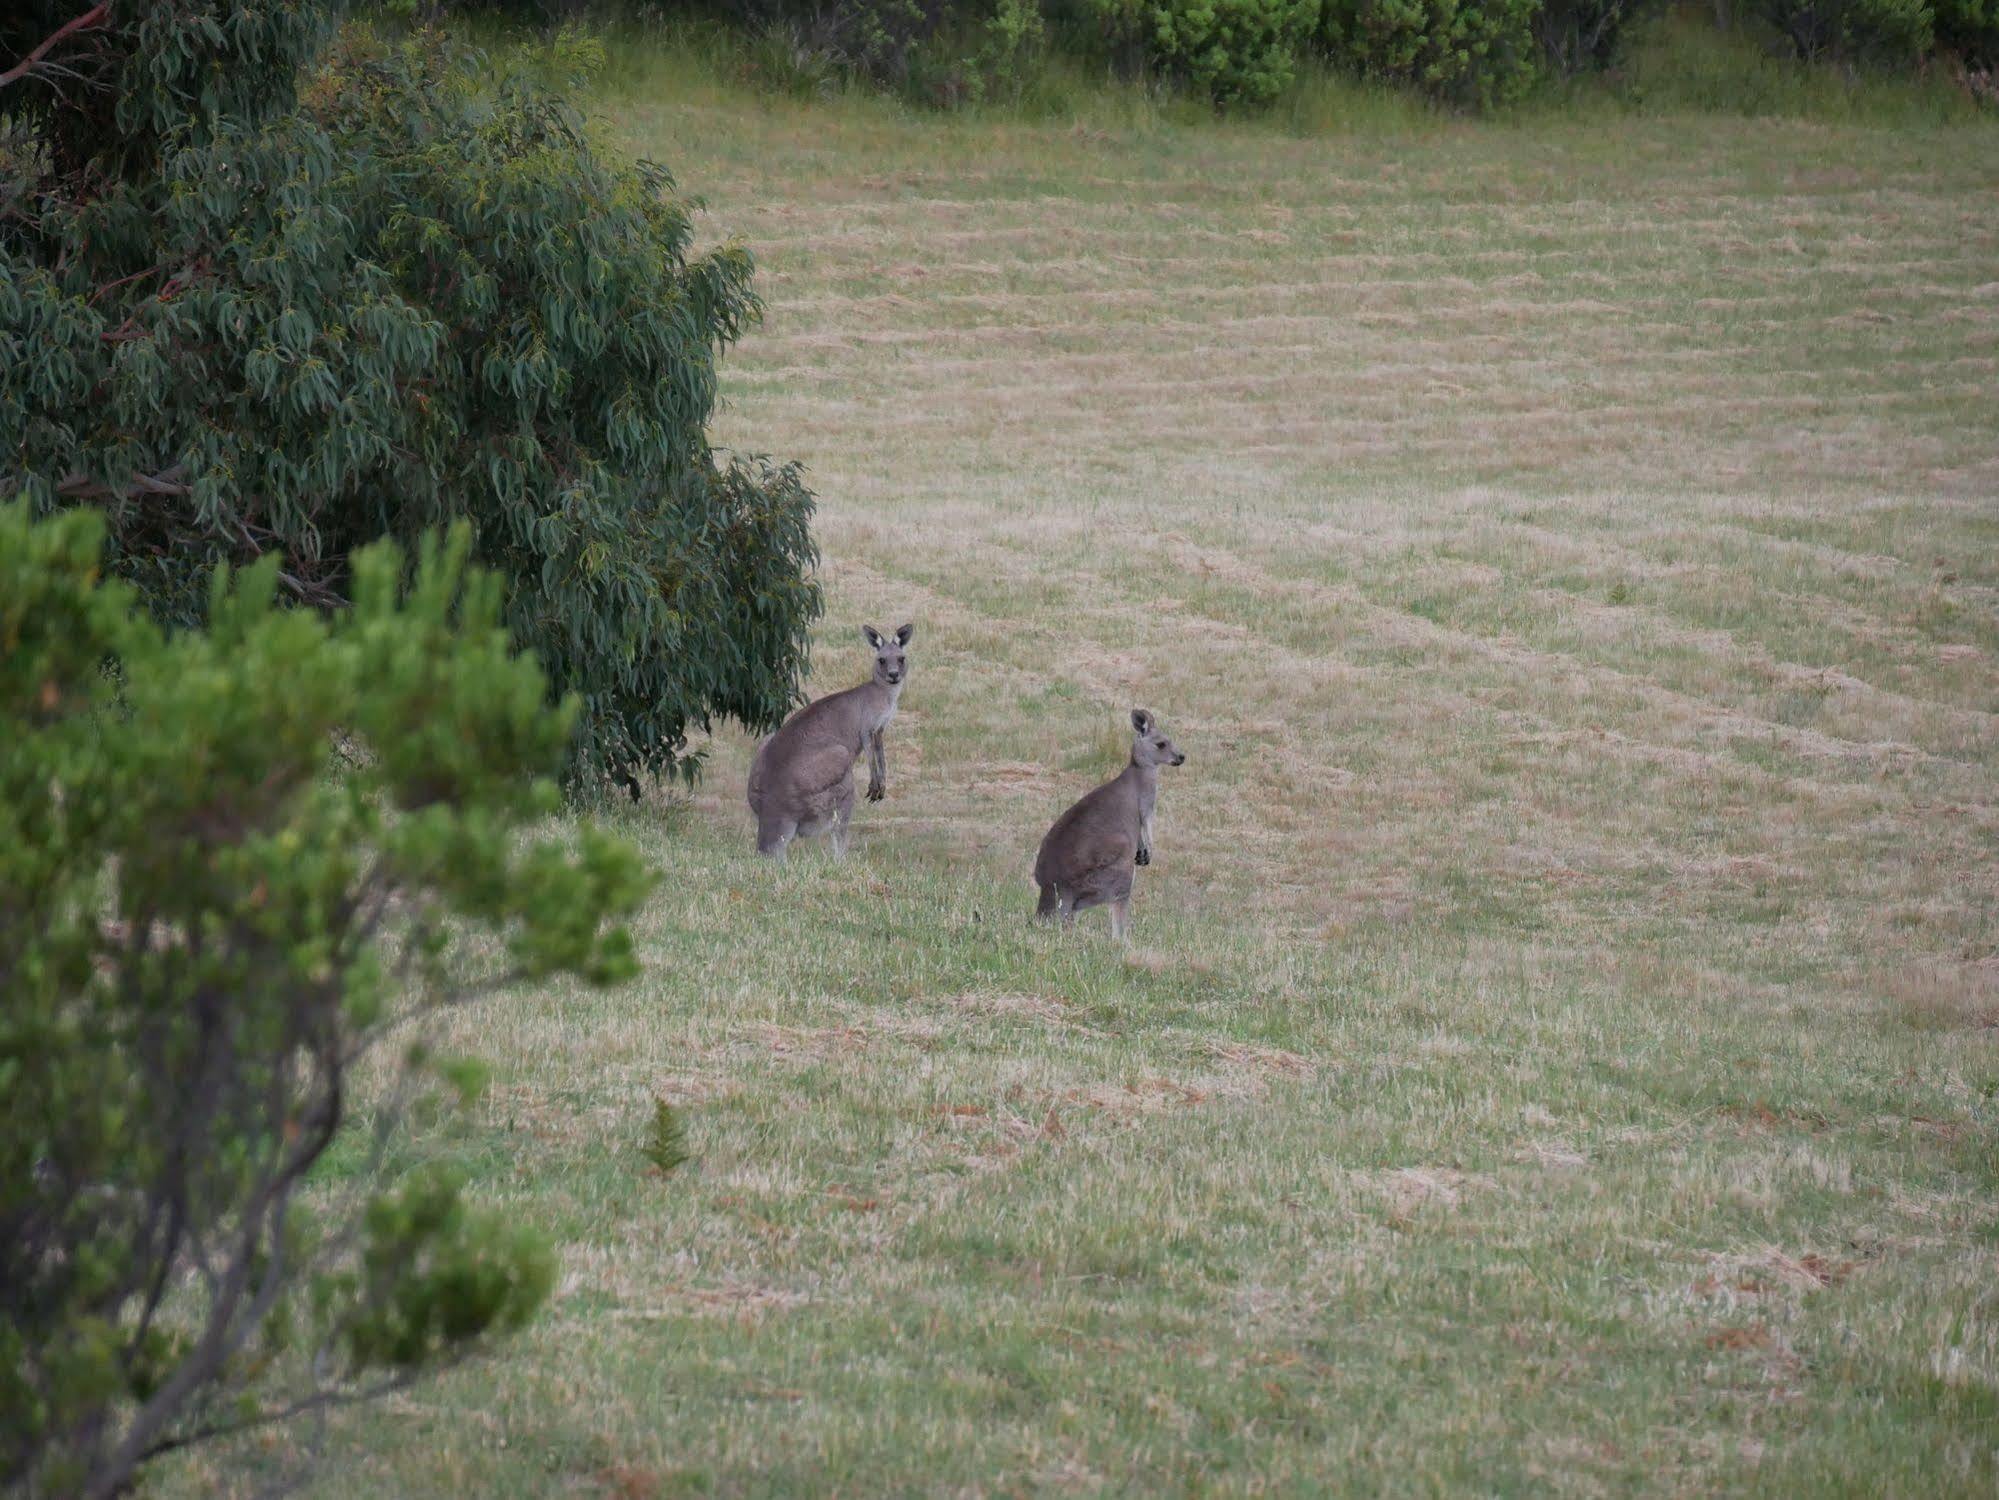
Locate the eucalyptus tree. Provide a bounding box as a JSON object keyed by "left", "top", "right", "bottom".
{"left": 1, "top": 2, "right": 820, "bottom": 791}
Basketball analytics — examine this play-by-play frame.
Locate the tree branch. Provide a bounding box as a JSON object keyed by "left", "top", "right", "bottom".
{"left": 277, "top": 569, "right": 348, "bottom": 610}
{"left": 0, "top": 3, "right": 111, "bottom": 92}
{"left": 136, "top": 1370, "right": 429, "bottom": 1465}
{"left": 56, "top": 464, "right": 191, "bottom": 500}
{"left": 85, "top": 1033, "right": 348, "bottom": 1500}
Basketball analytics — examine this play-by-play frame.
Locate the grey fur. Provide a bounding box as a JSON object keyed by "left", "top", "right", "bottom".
{"left": 1033, "top": 709, "right": 1186, "bottom": 939}
{"left": 747, "top": 623, "right": 912, "bottom": 859}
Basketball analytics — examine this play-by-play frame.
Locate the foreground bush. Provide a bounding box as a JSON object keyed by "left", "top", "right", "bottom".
{"left": 0, "top": 503, "right": 651, "bottom": 1500}
{"left": 1317, "top": 0, "right": 1543, "bottom": 108}
{"left": 1, "top": 2, "right": 820, "bottom": 794}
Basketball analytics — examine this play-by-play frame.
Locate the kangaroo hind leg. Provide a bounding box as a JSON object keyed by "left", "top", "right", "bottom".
{"left": 830, "top": 788, "right": 856, "bottom": 861}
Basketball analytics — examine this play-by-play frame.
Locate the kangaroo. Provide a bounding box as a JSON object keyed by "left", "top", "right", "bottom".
{"left": 1033, "top": 709, "right": 1186, "bottom": 939}
{"left": 747, "top": 623, "right": 912, "bottom": 860}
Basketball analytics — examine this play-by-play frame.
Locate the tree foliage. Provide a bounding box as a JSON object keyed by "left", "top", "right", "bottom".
{"left": 0, "top": 501, "right": 652, "bottom": 1500}
{"left": 0, "top": 2, "right": 821, "bottom": 792}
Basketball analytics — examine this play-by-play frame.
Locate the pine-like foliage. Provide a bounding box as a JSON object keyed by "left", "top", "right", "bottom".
{"left": 0, "top": 3, "right": 820, "bottom": 790}
{"left": 642, "top": 1097, "right": 694, "bottom": 1175}
{"left": 0, "top": 501, "right": 654, "bottom": 1499}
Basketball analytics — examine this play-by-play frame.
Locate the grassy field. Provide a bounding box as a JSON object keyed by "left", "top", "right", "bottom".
{"left": 174, "top": 61, "right": 1999, "bottom": 1499}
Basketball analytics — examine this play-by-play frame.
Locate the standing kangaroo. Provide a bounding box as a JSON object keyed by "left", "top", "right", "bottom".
{"left": 747, "top": 623, "right": 912, "bottom": 860}
{"left": 1034, "top": 709, "right": 1186, "bottom": 939}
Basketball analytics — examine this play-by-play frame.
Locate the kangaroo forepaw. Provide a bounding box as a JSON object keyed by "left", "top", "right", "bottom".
{"left": 1135, "top": 847, "right": 1150, "bottom": 866}
{"left": 866, "top": 783, "right": 885, "bottom": 803}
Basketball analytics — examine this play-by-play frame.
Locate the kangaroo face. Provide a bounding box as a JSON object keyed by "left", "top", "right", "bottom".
{"left": 863, "top": 623, "right": 914, "bottom": 687}
{"left": 1129, "top": 708, "right": 1185, "bottom": 768}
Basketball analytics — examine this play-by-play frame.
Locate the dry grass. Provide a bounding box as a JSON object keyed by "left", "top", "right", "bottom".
{"left": 163, "top": 70, "right": 1999, "bottom": 1500}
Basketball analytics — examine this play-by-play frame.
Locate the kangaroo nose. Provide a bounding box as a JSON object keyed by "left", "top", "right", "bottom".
{"left": 1173, "top": 752, "right": 1186, "bottom": 765}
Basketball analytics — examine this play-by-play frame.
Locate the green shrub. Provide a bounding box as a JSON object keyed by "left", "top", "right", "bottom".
{"left": 974, "top": 0, "right": 1053, "bottom": 102}
{"left": 1754, "top": 0, "right": 1933, "bottom": 62}
{"left": 834, "top": 0, "right": 952, "bottom": 82}
{"left": 0, "top": 502, "right": 651, "bottom": 1500}
{"left": 1317, "top": 0, "right": 1542, "bottom": 108}
{"left": 1, "top": 3, "right": 820, "bottom": 797}
{"left": 1085, "top": 0, "right": 1322, "bottom": 104}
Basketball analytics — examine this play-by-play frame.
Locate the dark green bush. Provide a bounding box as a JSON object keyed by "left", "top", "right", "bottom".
{"left": 1754, "top": 0, "right": 1933, "bottom": 61}
{"left": 1535, "top": 0, "right": 1663, "bottom": 74}
{"left": 1, "top": 2, "right": 820, "bottom": 796}
{"left": 0, "top": 502, "right": 651, "bottom": 1500}
{"left": 816, "top": 0, "right": 950, "bottom": 83}
{"left": 1317, "top": 0, "right": 1543, "bottom": 108}
{"left": 1933, "top": 0, "right": 1999, "bottom": 63}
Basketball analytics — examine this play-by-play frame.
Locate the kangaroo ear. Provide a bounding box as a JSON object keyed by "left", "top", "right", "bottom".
{"left": 894, "top": 622, "right": 914, "bottom": 647}
{"left": 1131, "top": 708, "right": 1154, "bottom": 734}
{"left": 862, "top": 625, "right": 885, "bottom": 650}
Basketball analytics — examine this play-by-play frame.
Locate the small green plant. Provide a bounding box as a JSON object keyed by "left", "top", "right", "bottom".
{"left": 642, "top": 1098, "right": 695, "bottom": 1175}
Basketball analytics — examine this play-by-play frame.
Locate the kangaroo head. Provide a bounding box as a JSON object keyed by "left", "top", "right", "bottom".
{"left": 1129, "top": 708, "right": 1185, "bottom": 768}
{"left": 862, "top": 623, "right": 913, "bottom": 687}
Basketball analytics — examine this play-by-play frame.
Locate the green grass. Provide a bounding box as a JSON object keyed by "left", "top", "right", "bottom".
{"left": 164, "top": 34, "right": 1999, "bottom": 1500}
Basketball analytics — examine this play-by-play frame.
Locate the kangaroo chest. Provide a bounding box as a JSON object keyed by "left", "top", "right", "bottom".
{"left": 810, "top": 682, "right": 898, "bottom": 757}
{"left": 863, "top": 685, "right": 902, "bottom": 742}
{"left": 1126, "top": 766, "right": 1159, "bottom": 827}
